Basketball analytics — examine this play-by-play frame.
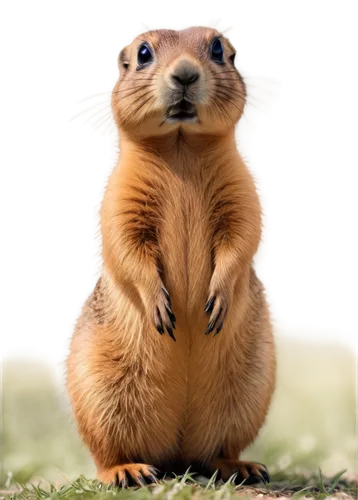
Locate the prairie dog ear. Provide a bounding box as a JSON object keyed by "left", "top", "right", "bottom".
{"left": 237, "top": 66, "right": 282, "bottom": 138}
{"left": 118, "top": 46, "right": 130, "bottom": 72}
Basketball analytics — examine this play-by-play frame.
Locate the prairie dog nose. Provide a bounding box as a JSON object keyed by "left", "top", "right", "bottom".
{"left": 171, "top": 60, "right": 200, "bottom": 87}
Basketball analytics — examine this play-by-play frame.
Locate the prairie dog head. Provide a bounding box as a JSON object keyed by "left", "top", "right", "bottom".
{"left": 112, "top": 27, "right": 246, "bottom": 138}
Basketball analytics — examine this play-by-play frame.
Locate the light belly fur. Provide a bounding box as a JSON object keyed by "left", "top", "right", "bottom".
{"left": 68, "top": 179, "right": 273, "bottom": 466}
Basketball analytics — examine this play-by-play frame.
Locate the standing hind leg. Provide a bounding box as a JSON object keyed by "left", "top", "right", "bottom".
{"left": 66, "top": 311, "right": 186, "bottom": 487}
{"left": 202, "top": 324, "right": 275, "bottom": 482}
{"left": 202, "top": 371, "right": 275, "bottom": 486}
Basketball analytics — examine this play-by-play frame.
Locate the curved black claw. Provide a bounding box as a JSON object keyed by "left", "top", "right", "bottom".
{"left": 204, "top": 296, "right": 215, "bottom": 315}
{"left": 240, "top": 474, "right": 262, "bottom": 486}
{"left": 238, "top": 463, "right": 270, "bottom": 486}
{"left": 120, "top": 469, "right": 158, "bottom": 488}
{"left": 205, "top": 307, "right": 223, "bottom": 335}
{"left": 161, "top": 287, "right": 171, "bottom": 305}
{"left": 165, "top": 304, "right": 176, "bottom": 329}
{"left": 166, "top": 327, "right": 176, "bottom": 342}
{"left": 259, "top": 468, "right": 270, "bottom": 484}
{"left": 143, "top": 466, "right": 160, "bottom": 485}
{"left": 154, "top": 289, "right": 177, "bottom": 342}
{"left": 155, "top": 307, "right": 164, "bottom": 335}
{"left": 214, "top": 310, "right": 227, "bottom": 336}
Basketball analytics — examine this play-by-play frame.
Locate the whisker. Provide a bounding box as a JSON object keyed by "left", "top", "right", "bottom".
{"left": 68, "top": 103, "right": 109, "bottom": 123}
{"left": 113, "top": 84, "right": 156, "bottom": 97}
{"left": 131, "top": 89, "right": 156, "bottom": 106}
{"left": 136, "top": 94, "right": 155, "bottom": 115}
{"left": 123, "top": 68, "right": 156, "bottom": 74}
{"left": 70, "top": 100, "right": 112, "bottom": 122}
{"left": 113, "top": 83, "right": 156, "bottom": 92}
{"left": 212, "top": 70, "right": 238, "bottom": 76}
{"left": 83, "top": 109, "right": 109, "bottom": 125}
{"left": 212, "top": 84, "right": 246, "bottom": 98}
{"left": 212, "top": 81, "right": 245, "bottom": 91}
{"left": 88, "top": 116, "right": 112, "bottom": 130}
{"left": 210, "top": 86, "right": 234, "bottom": 96}
{"left": 210, "top": 77, "right": 241, "bottom": 83}
{"left": 210, "top": 96, "right": 232, "bottom": 124}
{"left": 116, "top": 73, "right": 157, "bottom": 84}
{"left": 121, "top": 77, "right": 157, "bottom": 82}
{"left": 78, "top": 95, "right": 109, "bottom": 109}
{"left": 210, "top": 89, "right": 237, "bottom": 104}
{"left": 213, "top": 92, "right": 233, "bottom": 102}
{"left": 76, "top": 90, "right": 109, "bottom": 105}
{"left": 213, "top": 80, "right": 239, "bottom": 92}
{"left": 210, "top": 94, "right": 229, "bottom": 106}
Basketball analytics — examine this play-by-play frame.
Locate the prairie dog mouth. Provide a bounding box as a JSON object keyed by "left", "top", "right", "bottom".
{"left": 166, "top": 99, "right": 197, "bottom": 122}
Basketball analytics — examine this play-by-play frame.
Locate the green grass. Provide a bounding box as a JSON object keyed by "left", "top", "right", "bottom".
{"left": 1, "top": 338, "right": 356, "bottom": 497}
{"left": 1, "top": 469, "right": 356, "bottom": 500}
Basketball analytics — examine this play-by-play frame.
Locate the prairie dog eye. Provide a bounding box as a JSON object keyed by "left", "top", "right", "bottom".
{"left": 211, "top": 38, "right": 224, "bottom": 64}
{"left": 137, "top": 43, "right": 153, "bottom": 67}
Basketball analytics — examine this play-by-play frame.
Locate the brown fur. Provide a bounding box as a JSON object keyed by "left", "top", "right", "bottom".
{"left": 66, "top": 27, "right": 276, "bottom": 486}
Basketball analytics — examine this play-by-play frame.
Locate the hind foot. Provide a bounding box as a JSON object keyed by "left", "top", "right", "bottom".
{"left": 208, "top": 458, "right": 270, "bottom": 485}
{"left": 97, "top": 463, "right": 158, "bottom": 487}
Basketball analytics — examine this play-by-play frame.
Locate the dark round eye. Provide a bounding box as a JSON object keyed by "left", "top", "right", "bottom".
{"left": 137, "top": 43, "right": 153, "bottom": 66}
{"left": 211, "top": 38, "right": 224, "bottom": 64}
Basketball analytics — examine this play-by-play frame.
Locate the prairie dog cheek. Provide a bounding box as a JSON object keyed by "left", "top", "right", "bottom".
{"left": 156, "top": 75, "right": 172, "bottom": 109}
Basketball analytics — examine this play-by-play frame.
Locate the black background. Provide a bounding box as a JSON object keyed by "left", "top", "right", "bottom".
{"left": 8, "top": 15, "right": 353, "bottom": 351}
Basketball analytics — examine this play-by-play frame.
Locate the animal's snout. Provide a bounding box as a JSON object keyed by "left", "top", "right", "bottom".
{"left": 171, "top": 60, "right": 200, "bottom": 87}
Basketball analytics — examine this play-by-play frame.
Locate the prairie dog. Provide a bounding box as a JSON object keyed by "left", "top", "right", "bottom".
{"left": 66, "top": 26, "right": 276, "bottom": 487}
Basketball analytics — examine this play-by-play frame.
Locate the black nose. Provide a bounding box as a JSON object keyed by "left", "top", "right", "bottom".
{"left": 171, "top": 62, "right": 200, "bottom": 87}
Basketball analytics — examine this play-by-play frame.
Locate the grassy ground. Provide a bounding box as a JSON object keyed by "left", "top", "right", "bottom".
{"left": 1, "top": 338, "right": 356, "bottom": 498}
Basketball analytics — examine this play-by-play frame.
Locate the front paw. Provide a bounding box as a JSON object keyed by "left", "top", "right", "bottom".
{"left": 204, "top": 283, "right": 231, "bottom": 336}
{"left": 152, "top": 286, "right": 176, "bottom": 341}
